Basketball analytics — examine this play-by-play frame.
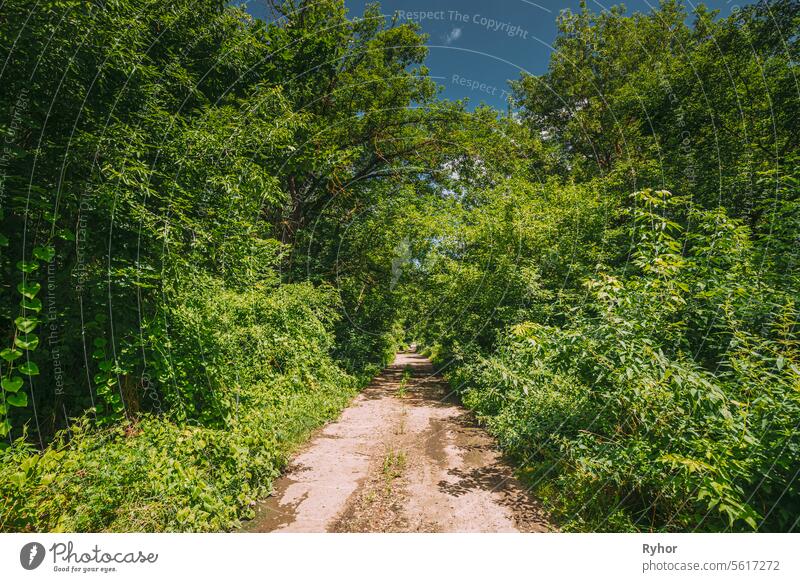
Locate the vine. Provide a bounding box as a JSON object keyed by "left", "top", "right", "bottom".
{"left": 90, "top": 335, "right": 127, "bottom": 426}
{"left": 0, "top": 244, "right": 52, "bottom": 440}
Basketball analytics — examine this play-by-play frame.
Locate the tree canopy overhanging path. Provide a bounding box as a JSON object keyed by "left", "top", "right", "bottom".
{"left": 242, "top": 352, "right": 553, "bottom": 533}
{"left": 1, "top": 0, "right": 798, "bottom": 533}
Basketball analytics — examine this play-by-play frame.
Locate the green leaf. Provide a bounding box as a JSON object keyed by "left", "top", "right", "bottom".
{"left": 93, "top": 337, "right": 107, "bottom": 348}
{"left": 98, "top": 360, "right": 113, "bottom": 372}
{"left": 57, "top": 229, "right": 76, "bottom": 241}
{"left": 6, "top": 391, "right": 27, "bottom": 407}
{"left": 32, "top": 246, "right": 55, "bottom": 262}
{"left": 0, "top": 420, "right": 10, "bottom": 438}
{"left": 0, "top": 348, "right": 23, "bottom": 362}
{"left": 14, "top": 334, "right": 39, "bottom": 351}
{"left": 14, "top": 317, "right": 39, "bottom": 333}
{"left": 8, "top": 471, "right": 26, "bottom": 486}
{"left": 2, "top": 376, "right": 24, "bottom": 393}
{"left": 0, "top": 233, "right": 8, "bottom": 247}
{"left": 16, "top": 260, "right": 39, "bottom": 273}
{"left": 20, "top": 297, "right": 42, "bottom": 312}
{"left": 17, "top": 281, "right": 41, "bottom": 299}
{"left": 18, "top": 362, "right": 40, "bottom": 376}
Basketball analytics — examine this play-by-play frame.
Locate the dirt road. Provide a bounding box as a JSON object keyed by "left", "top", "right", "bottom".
{"left": 242, "top": 352, "right": 553, "bottom": 532}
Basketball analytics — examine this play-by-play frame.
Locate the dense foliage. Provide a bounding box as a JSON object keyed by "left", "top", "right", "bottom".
{"left": 416, "top": 0, "right": 799, "bottom": 532}
{"left": 1, "top": 0, "right": 797, "bottom": 532}
{"left": 0, "top": 0, "right": 440, "bottom": 531}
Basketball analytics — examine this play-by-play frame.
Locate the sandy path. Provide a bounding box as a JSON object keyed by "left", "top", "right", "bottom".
{"left": 241, "top": 352, "right": 552, "bottom": 532}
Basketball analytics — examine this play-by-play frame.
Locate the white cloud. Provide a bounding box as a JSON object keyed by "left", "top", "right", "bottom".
{"left": 443, "top": 27, "right": 462, "bottom": 45}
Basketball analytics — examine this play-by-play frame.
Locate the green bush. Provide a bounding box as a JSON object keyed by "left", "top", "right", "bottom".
{"left": 0, "top": 278, "right": 359, "bottom": 532}
{"left": 439, "top": 191, "right": 800, "bottom": 532}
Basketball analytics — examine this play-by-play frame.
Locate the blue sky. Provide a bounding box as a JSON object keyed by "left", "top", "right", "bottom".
{"left": 246, "top": 0, "right": 747, "bottom": 109}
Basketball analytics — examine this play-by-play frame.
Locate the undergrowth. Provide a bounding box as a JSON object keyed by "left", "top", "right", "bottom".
{"left": 0, "top": 277, "right": 381, "bottom": 532}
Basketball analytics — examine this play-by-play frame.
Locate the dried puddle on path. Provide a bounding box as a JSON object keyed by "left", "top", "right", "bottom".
{"left": 241, "top": 352, "right": 553, "bottom": 533}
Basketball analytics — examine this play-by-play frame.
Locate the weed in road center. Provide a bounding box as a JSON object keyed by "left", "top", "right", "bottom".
{"left": 395, "top": 366, "right": 414, "bottom": 399}
{"left": 382, "top": 449, "right": 407, "bottom": 482}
